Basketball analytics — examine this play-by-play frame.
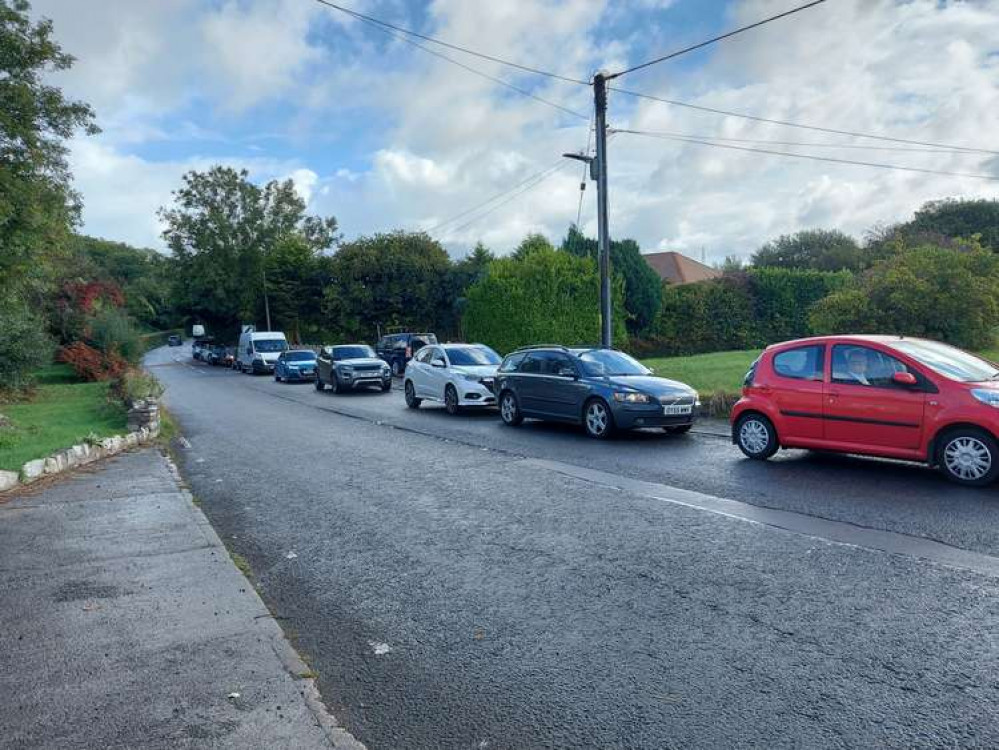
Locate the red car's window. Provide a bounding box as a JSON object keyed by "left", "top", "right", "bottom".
{"left": 831, "top": 345, "right": 911, "bottom": 388}
{"left": 772, "top": 345, "right": 825, "bottom": 381}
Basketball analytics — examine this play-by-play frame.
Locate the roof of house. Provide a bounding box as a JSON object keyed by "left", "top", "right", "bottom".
{"left": 642, "top": 251, "right": 722, "bottom": 285}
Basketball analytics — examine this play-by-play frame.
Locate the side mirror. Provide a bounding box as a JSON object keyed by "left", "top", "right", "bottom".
{"left": 892, "top": 371, "right": 918, "bottom": 387}
{"left": 432, "top": 360, "right": 446, "bottom": 368}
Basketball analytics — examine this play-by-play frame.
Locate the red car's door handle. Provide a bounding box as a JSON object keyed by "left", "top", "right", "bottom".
{"left": 827, "top": 390, "right": 840, "bottom": 398}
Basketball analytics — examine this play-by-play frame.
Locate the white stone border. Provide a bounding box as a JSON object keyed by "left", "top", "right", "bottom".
{"left": 0, "top": 425, "right": 160, "bottom": 494}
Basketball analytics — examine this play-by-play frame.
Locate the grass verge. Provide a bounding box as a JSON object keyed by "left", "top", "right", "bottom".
{"left": 0, "top": 364, "right": 128, "bottom": 472}
{"left": 641, "top": 349, "right": 761, "bottom": 402}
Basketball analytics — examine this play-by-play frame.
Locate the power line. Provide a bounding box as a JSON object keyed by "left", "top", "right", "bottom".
{"left": 426, "top": 157, "right": 568, "bottom": 234}
{"left": 608, "top": 0, "right": 827, "bottom": 79}
{"left": 611, "top": 128, "right": 985, "bottom": 154}
{"left": 435, "top": 161, "right": 575, "bottom": 239}
{"left": 609, "top": 87, "right": 999, "bottom": 156}
{"left": 313, "top": 0, "right": 589, "bottom": 85}
{"left": 615, "top": 128, "right": 999, "bottom": 181}
{"left": 315, "top": 0, "right": 588, "bottom": 121}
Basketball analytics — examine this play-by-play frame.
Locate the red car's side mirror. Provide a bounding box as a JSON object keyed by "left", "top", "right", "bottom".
{"left": 892, "top": 371, "right": 918, "bottom": 386}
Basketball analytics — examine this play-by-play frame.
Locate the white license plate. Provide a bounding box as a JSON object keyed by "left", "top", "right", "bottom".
{"left": 663, "top": 404, "right": 692, "bottom": 416}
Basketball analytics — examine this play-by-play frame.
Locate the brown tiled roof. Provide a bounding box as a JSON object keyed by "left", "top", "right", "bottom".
{"left": 642, "top": 251, "right": 722, "bottom": 285}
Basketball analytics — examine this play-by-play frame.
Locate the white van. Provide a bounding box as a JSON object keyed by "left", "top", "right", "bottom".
{"left": 237, "top": 330, "right": 289, "bottom": 374}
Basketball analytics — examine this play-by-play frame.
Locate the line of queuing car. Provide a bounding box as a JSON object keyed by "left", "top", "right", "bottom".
{"left": 187, "top": 330, "right": 999, "bottom": 486}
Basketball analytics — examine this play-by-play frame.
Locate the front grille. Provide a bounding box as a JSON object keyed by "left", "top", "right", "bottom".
{"left": 354, "top": 365, "right": 382, "bottom": 372}
{"left": 658, "top": 394, "right": 695, "bottom": 406}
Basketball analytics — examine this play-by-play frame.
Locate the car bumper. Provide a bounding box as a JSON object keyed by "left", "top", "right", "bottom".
{"left": 339, "top": 373, "right": 392, "bottom": 389}
{"left": 612, "top": 403, "right": 697, "bottom": 430}
{"left": 283, "top": 369, "right": 316, "bottom": 380}
{"left": 458, "top": 381, "right": 497, "bottom": 406}
{"left": 251, "top": 361, "right": 276, "bottom": 373}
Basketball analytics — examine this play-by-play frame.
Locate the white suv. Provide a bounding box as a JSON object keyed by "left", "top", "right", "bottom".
{"left": 404, "top": 343, "right": 501, "bottom": 414}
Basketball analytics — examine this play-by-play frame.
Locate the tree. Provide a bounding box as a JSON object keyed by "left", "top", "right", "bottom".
{"left": 512, "top": 233, "right": 555, "bottom": 260}
{"left": 751, "top": 229, "right": 865, "bottom": 272}
{"left": 447, "top": 242, "right": 495, "bottom": 338}
{"left": 322, "top": 231, "right": 453, "bottom": 340}
{"left": 0, "top": 0, "right": 98, "bottom": 285}
{"left": 809, "top": 239, "right": 999, "bottom": 350}
{"left": 904, "top": 198, "right": 999, "bottom": 251}
{"left": 463, "top": 246, "right": 627, "bottom": 355}
{"left": 264, "top": 234, "right": 324, "bottom": 343}
{"left": 158, "top": 166, "right": 337, "bottom": 336}
{"left": 561, "top": 225, "right": 662, "bottom": 335}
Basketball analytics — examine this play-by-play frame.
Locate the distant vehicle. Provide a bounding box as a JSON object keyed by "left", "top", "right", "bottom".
{"left": 192, "top": 324, "right": 205, "bottom": 338}
{"left": 236, "top": 331, "right": 288, "bottom": 374}
{"left": 375, "top": 332, "right": 438, "bottom": 377}
{"left": 167, "top": 334, "right": 182, "bottom": 347}
{"left": 316, "top": 344, "right": 392, "bottom": 393}
{"left": 207, "top": 344, "right": 234, "bottom": 368}
{"left": 732, "top": 335, "right": 999, "bottom": 486}
{"left": 275, "top": 350, "right": 318, "bottom": 382}
{"left": 495, "top": 346, "right": 699, "bottom": 439}
{"left": 192, "top": 338, "right": 214, "bottom": 361}
{"left": 404, "top": 343, "right": 501, "bottom": 414}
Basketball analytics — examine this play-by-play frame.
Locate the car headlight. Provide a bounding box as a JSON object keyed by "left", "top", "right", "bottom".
{"left": 971, "top": 389, "right": 999, "bottom": 407}
{"left": 340, "top": 365, "right": 353, "bottom": 372}
{"left": 459, "top": 373, "right": 480, "bottom": 382}
{"left": 613, "top": 391, "right": 652, "bottom": 404}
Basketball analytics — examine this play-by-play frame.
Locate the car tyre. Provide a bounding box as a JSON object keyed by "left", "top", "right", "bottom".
{"left": 664, "top": 424, "right": 692, "bottom": 435}
{"left": 391, "top": 359, "right": 403, "bottom": 377}
{"left": 332, "top": 374, "right": 342, "bottom": 394}
{"left": 583, "top": 398, "right": 615, "bottom": 439}
{"left": 499, "top": 391, "right": 523, "bottom": 427}
{"left": 381, "top": 380, "right": 392, "bottom": 393}
{"left": 405, "top": 380, "right": 421, "bottom": 408}
{"left": 444, "top": 385, "right": 461, "bottom": 415}
{"left": 275, "top": 372, "right": 282, "bottom": 382}
{"left": 735, "top": 413, "right": 779, "bottom": 460}
{"left": 936, "top": 427, "right": 999, "bottom": 487}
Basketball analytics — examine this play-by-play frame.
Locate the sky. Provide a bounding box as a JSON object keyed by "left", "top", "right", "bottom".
{"left": 31, "top": 0, "right": 999, "bottom": 263}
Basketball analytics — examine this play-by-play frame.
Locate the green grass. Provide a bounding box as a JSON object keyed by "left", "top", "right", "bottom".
{"left": 0, "top": 364, "right": 127, "bottom": 472}
{"left": 641, "top": 349, "right": 762, "bottom": 398}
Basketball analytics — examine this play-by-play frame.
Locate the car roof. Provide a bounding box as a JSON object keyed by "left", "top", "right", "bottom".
{"left": 765, "top": 334, "right": 938, "bottom": 352}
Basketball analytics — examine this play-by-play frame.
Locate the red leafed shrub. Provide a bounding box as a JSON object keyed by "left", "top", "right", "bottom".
{"left": 61, "top": 280, "right": 125, "bottom": 313}
{"left": 58, "top": 342, "right": 128, "bottom": 382}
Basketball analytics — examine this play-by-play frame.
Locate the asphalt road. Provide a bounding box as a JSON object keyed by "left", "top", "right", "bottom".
{"left": 149, "top": 344, "right": 999, "bottom": 749}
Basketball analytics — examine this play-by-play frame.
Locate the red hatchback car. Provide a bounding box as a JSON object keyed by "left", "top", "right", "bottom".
{"left": 731, "top": 335, "right": 999, "bottom": 486}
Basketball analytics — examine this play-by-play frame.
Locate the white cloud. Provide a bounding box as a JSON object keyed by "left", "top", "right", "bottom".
{"left": 34, "top": 0, "right": 999, "bottom": 260}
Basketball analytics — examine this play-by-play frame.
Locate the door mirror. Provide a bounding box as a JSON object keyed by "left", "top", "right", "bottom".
{"left": 432, "top": 359, "right": 446, "bottom": 368}
{"left": 892, "top": 371, "right": 918, "bottom": 387}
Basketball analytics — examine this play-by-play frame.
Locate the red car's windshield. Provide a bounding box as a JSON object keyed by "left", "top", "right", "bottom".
{"left": 889, "top": 339, "right": 999, "bottom": 382}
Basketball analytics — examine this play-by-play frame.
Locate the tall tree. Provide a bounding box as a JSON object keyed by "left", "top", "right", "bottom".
{"left": 158, "top": 166, "right": 337, "bottom": 336}
{"left": 751, "top": 229, "right": 865, "bottom": 272}
{"left": 322, "top": 231, "right": 453, "bottom": 340}
{"left": 561, "top": 225, "right": 662, "bottom": 335}
{"left": 0, "top": 0, "right": 98, "bottom": 286}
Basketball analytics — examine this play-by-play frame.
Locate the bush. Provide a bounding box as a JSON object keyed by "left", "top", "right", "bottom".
{"left": 0, "top": 294, "right": 56, "bottom": 392}
{"left": 647, "top": 268, "right": 849, "bottom": 356}
{"left": 463, "top": 247, "right": 627, "bottom": 354}
{"left": 88, "top": 307, "right": 144, "bottom": 364}
{"left": 58, "top": 342, "right": 128, "bottom": 382}
{"left": 110, "top": 369, "right": 164, "bottom": 407}
{"left": 809, "top": 243, "right": 999, "bottom": 349}
{"left": 747, "top": 267, "right": 852, "bottom": 343}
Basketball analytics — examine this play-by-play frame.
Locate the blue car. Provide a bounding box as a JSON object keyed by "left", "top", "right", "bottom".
{"left": 274, "top": 350, "right": 318, "bottom": 382}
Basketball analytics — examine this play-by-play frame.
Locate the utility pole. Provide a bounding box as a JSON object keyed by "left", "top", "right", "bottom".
{"left": 593, "top": 72, "right": 611, "bottom": 348}
{"left": 262, "top": 266, "right": 272, "bottom": 332}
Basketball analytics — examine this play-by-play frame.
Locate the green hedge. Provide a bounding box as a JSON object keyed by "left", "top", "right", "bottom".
{"left": 646, "top": 268, "right": 851, "bottom": 356}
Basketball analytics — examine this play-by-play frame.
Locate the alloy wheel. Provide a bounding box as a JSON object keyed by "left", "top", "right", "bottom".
{"left": 739, "top": 418, "right": 770, "bottom": 455}
{"left": 944, "top": 436, "right": 992, "bottom": 482}
{"left": 585, "top": 401, "right": 609, "bottom": 438}
{"left": 500, "top": 393, "right": 519, "bottom": 424}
